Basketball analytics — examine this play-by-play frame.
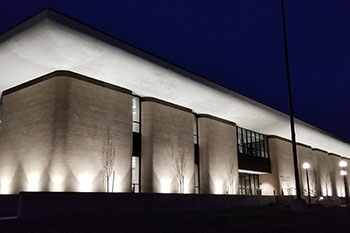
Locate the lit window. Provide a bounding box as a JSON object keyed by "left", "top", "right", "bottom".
{"left": 237, "top": 127, "right": 269, "bottom": 158}
{"left": 132, "top": 97, "right": 140, "bottom": 133}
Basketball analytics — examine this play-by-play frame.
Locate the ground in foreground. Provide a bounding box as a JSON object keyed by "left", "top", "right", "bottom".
{"left": 0, "top": 205, "right": 350, "bottom": 233}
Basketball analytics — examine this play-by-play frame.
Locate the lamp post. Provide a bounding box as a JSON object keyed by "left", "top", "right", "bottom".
{"left": 303, "top": 162, "right": 311, "bottom": 205}
{"left": 280, "top": 0, "right": 303, "bottom": 202}
{"left": 339, "top": 160, "right": 349, "bottom": 207}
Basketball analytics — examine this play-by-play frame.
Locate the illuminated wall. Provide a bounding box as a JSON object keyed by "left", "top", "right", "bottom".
{"left": 259, "top": 137, "right": 279, "bottom": 195}
{"left": 330, "top": 154, "right": 350, "bottom": 197}
{"left": 0, "top": 73, "right": 133, "bottom": 194}
{"left": 264, "top": 136, "right": 296, "bottom": 196}
{"left": 197, "top": 115, "right": 238, "bottom": 194}
{"left": 297, "top": 144, "right": 320, "bottom": 198}
{"left": 140, "top": 98, "right": 194, "bottom": 193}
{"left": 314, "top": 149, "right": 335, "bottom": 196}
{"left": 1, "top": 70, "right": 349, "bottom": 197}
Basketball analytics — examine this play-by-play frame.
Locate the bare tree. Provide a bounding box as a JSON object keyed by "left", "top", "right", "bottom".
{"left": 165, "top": 114, "right": 188, "bottom": 194}
{"left": 101, "top": 129, "right": 116, "bottom": 192}
{"left": 324, "top": 173, "right": 332, "bottom": 196}
{"left": 226, "top": 156, "right": 236, "bottom": 194}
{"left": 174, "top": 148, "right": 186, "bottom": 193}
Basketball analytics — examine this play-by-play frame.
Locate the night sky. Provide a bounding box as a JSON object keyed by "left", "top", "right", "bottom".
{"left": 1, "top": 0, "right": 350, "bottom": 142}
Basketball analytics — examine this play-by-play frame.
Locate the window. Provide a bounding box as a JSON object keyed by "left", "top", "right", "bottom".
{"left": 238, "top": 174, "right": 260, "bottom": 195}
{"left": 131, "top": 96, "right": 141, "bottom": 192}
{"left": 132, "top": 97, "right": 140, "bottom": 133}
{"left": 237, "top": 126, "right": 269, "bottom": 158}
{"left": 193, "top": 114, "right": 200, "bottom": 193}
{"left": 131, "top": 156, "right": 140, "bottom": 192}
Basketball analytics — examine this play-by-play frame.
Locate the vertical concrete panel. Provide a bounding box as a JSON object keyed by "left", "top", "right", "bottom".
{"left": 315, "top": 149, "right": 334, "bottom": 196}
{"left": 331, "top": 155, "right": 344, "bottom": 197}
{"left": 141, "top": 99, "right": 194, "bottom": 193}
{"left": 344, "top": 158, "right": 350, "bottom": 198}
{"left": 266, "top": 137, "right": 295, "bottom": 195}
{"left": 0, "top": 79, "right": 58, "bottom": 193}
{"left": 198, "top": 116, "right": 238, "bottom": 194}
{"left": 63, "top": 77, "right": 132, "bottom": 192}
{"left": 297, "top": 144, "right": 319, "bottom": 199}
{"left": 0, "top": 74, "right": 132, "bottom": 193}
{"left": 259, "top": 137, "right": 279, "bottom": 195}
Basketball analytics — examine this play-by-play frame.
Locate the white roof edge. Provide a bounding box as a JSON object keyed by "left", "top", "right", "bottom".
{"left": 0, "top": 9, "right": 349, "bottom": 157}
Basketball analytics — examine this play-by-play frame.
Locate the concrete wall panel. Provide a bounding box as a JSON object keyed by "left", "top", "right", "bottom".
{"left": 314, "top": 149, "right": 334, "bottom": 196}
{"left": 198, "top": 116, "right": 238, "bottom": 194}
{"left": 141, "top": 99, "right": 194, "bottom": 193}
{"left": 262, "top": 137, "right": 295, "bottom": 196}
{"left": 0, "top": 74, "right": 132, "bottom": 193}
{"left": 297, "top": 144, "right": 319, "bottom": 199}
{"left": 259, "top": 137, "right": 279, "bottom": 196}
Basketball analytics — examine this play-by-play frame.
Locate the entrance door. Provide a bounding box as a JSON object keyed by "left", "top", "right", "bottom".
{"left": 238, "top": 174, "right": 260, "bottom": 195}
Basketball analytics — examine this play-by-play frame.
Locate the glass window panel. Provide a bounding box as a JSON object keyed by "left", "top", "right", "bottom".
{"left": 242, "top": 129, "right": 247, "bottom": 154}
{"left": 237, "top": 128, "right": 242, "bottom": 145}
{"left": 194, "top": 164, "right": 199, "bottom": 194}
{"left": 133, "top": 122, "right": 140, "bottom": 133}
{"left": 247, "top": 130, "right": 251, "bottom": 143}
{"left": 237, "top": 127, "right": 269, "bottom": 158}
{"left": 247, "top": 130, "right": 252, "bottom": 155}
{"left": 256, "top": 133, "right": 261, "bottom": 157}
{"left": 264, "top": 135, "right": 269, "bottom": 158}
{"left": 193, "top": 114, "right": 197, "bottom": 136}
{"left": 252, "top": 132, "right": 257, "bottom": 156}
{"left": 132, "top": 97, "right": 140, "bottom": 123}
{"left": 260, "top": 134, "right": 265, "bottom": 157}
{"left": 237, "top": 127, "right": 243, "bottom": 153}
{"left": 131, "top": 156, "right": 140, "bottom": 193}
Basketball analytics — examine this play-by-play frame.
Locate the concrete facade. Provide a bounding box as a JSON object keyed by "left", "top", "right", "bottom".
{"left": 260, "top": 137, "right": 296, "bottom": 196}
{"left": 140, "top": 98, "right": 194, "bottom": 193}
{"left": 197, "top": 115, "right": 238, "bottom": 195}
{"left": 314, "top": 149, "right": 335, "bottom": 196}
{"left": 297, "top": 144, "right": 320, "bottom": 199}
{"left": 0, "top": 71, "right": 350, "bottom": 200}
{"left": 0, "top": 73, "right": 133, "bottom": 194}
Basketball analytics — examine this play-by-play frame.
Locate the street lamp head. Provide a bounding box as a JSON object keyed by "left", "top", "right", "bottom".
{"left": 340, "top": 170, "right": 347, "bottom": 176}
{"left": 339, "top": 160, "right": 348, "bottom": 168}
{"left": 302, "top": 162, "right": 310, "bottom": 170}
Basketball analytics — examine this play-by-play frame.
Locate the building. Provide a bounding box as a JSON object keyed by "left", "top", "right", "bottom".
{"left": 0, "top": 9, "right": 349, "bottom": 199}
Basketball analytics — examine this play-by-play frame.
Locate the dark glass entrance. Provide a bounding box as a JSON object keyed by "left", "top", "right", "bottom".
{"left": 238, "top": 174, "right": 260, "bottom": 195}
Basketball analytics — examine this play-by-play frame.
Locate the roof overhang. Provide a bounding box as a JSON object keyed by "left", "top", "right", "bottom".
{"left": 0, "top": 9, "right": 349, "bottom": 157}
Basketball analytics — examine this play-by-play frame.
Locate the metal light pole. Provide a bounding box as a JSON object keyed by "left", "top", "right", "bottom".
{"left": 280, "top": 0, "right": 302, "bottom": 200}
{"left": 339, "top": 160, "right": 349, "bottom": 207}
{"left": 303, "top": 162, "right": 311, "bottom": 205}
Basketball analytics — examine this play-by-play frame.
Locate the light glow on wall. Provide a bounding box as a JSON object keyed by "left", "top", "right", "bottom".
{"left": 78, "top": 173, "right": 94, "bottom": 192}
{"left": 337, "top": 188, "right": 346, "bottom": 197}
{"left": 184, "top": 179, "right": 193, "bottom": 194}
{"left": 226, "top": 181, "right": 237, "bottom": 195}
{"left": 160, "top": 178, "right": 172, "bottom": 193}
{"left": 0, "top": 178, "right": 11, "bottom": 194}
{"left": 50, "top": 175, "right": 65, "bottom": 191}
{"left": 322, "top": 187, "right": 333, "bottom": 197}
{"left": 214, "top": 181, "right": 223, "bottom": 194}
{"left": 260, "top": 182, "right": 274, "bottom": 196}
{"left": 26, "top": 172, "right": 40, "bottom": 191}
{"left": 107, "top": 175, "right": 121, "bottom": 193}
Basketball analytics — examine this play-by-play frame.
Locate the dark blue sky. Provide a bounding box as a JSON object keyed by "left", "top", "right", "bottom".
{"left": 1, "top": 0, "right": 350, "bottom": 142}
